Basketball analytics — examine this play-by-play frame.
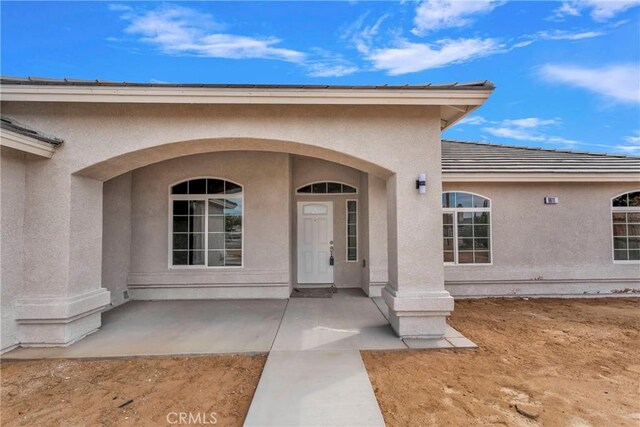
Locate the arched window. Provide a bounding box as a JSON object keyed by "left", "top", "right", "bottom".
{"left": 442, "top": 192, "right": 491, "bottom": 264}
{"left": 297, "top": 182, "right": 357, "bottom": 194}
{"left": 170, "top": 178, "right": 243, "bottom": 267}
{"left": 612, "top": 191, "right": 640, "bottom": 262}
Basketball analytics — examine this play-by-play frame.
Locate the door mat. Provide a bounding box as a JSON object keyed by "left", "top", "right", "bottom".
{"left": 291, "top": 287, "right": 335, "bottom": 298}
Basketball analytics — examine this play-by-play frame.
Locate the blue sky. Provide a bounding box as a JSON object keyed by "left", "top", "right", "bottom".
{"left": 2, "top": 1, "right": 639, "bottom": 154}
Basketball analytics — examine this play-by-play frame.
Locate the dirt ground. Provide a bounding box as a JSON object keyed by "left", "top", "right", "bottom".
{"left": 363, "top": 297, "right": 640, "bottom": 427}
{"left": 1, "top": 354, "right": 265, "bottom": 426}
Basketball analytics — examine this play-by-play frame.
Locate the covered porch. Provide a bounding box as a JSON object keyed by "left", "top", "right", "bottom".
{"left": 1, "top": 80, "right": 494, "bottom": 351}
{"left": 4, "top": 289, "right": 474, "bottom": 359}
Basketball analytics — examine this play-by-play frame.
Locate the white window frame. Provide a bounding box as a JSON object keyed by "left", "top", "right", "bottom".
{"left": 296, "top": 181, "right": 358, "bottom": 195}
{"left": 168, "top": 177, "right": 244, "bottom": 269}
{"left": 611, "top": 190, "right": 640, "bottom": 264}
{"left": 442, "top": 191, "right": 492, "bottom": 266}
{"left": 346, "top": 199, "right": 358, "bottom": 262}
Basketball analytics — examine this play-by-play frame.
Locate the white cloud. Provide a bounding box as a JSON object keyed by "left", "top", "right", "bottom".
{"left": 482, "top": 126, "right": 546, "bottom": 141}
{"left": 539, "top": 63, "right": 640, "bottom": 104}
{"left": 458, "top": 115, "right": 487, "bottom": 125}
{"left": 513, "top": 28, "right": 606, "bottom": 49}
{"left": 307, "top": 64, "right": 359, "bottom": 77}
{"left": 115, "top": 5, "right": 305, "bottom": 63}
{"left": 535, "top": 29, "right": 605, "bottom": 40}
{"left": 552, "top": 0, "right": 640, "bottom": 21}
{"left": 477, "top": 116, "right": 572, "bottom": 145}
{"left": 502, "top": 118, "right": 560, "bottom": 128}
{"left": 343, "top": 12, "right": 390, "bottom": 55}
{"left": 412, "top": 0, "right": 503, "bottom": 35}
{"left": 108, "top": 4, "right": 132, "bottom": 12}
{"left": 626, "top": 132, "right": 640, "bottom": 144}
{"left": 459, "top": 116, "right": 561, "bottom": 130}
{"left": 367, "top": 37, "right": 502, "bottom": 75}
{"left": 614, "top": 145, "right": 640, "bottom": 154}
{"left": 618, "top": 131, "right": 640, "bottom": 154}
{"left": 469, "top": 116, "right": 638, "bottom": 154}
{"left": 306, "top": 50, "right": 359, "bottom": 77}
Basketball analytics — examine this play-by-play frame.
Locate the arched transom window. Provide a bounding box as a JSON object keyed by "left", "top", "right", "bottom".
{"left": 170, "top": 178, "right": 243, "bottom": 268}
{"left": 442, "top": 192, "right": 491, "bottom": 264}
{"left": 612, "top": 191, "right": 640, "bottom": 262}
{"left": 297, "top": 182, "right": 357, "bottom": 194}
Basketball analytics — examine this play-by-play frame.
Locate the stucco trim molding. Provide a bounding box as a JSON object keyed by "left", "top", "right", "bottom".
{"left": 127, "top": 270, "right": 289, "bottom": 286}
{"left": 443, "top": 173, "right": 640, "bottom": 182}
{"left": 366, "top": 282, "right": 387, "bottom": 297}
{"left": 129, "top": 284, "right": 290, "bottom": 300}
{"left": 446, "top": 278, "right": 640, "bottom": 298}
{"left": 382, "top": 287, "right": 455, "bottom": 312}
{"left": 381, "top": 286, "right": 455, "bottom": 338}
{"left": 14, "top": 288, "right": 111, "bottom": 322}
{"left": 0, "top": 128, "right": 56, "bottom": 158}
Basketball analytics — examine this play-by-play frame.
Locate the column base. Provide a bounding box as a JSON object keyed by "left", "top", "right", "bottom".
{"left": 382, "top": 286, "right": 454, "bottom": 338}
{"left": 15, "top": 288, "right": 110, "bottom": 346}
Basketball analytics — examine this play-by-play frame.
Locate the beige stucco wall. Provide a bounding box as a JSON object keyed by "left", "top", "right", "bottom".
{"left": 1, "top": 100, "right": 451, "bottom": 341}
{"left": 1, "top": 148, "right": 27, "bottom": 351}
{"left": 102, "top": 153, "right": 376, "bottom": 297}
{"left": 126, "top": 151, "right": 291, "bottom": 299}
{"left": 102, "top": 172, "right": 132, "bottom": 306}
{"left": 443, "top": 182, "right": 640, "bottom": 296}
{"left": 0, "top": 102, "right": 437, "bottom": 180}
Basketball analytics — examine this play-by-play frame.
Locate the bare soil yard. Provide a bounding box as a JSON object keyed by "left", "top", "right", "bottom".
{"left": 363, "top": 297, "right": 640, "bottom": 426}
{"left": 1, "top": 354, "right": 265, "bottom": 426}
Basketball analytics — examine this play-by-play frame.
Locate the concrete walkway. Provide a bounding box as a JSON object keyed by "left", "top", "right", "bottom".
{"left": 244, "top": 350, "right": 385, "bottom": 427}
{"left": 244, "top": 289, "right": 393, "bottom": 426}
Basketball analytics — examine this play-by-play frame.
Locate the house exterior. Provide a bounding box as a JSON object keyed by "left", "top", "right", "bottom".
{"left": 0, "top": 77, "right": 638, "bottom": 352}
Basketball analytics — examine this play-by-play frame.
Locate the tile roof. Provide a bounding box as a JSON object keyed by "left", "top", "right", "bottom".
{"left": 442, "top": 139, "right": 640, "bottom": 174}
{"left": 0, "top": 116, "right": 64, "bottom": 146}
{"left": 0, "top": 76, "right": 495, "bottom": 91}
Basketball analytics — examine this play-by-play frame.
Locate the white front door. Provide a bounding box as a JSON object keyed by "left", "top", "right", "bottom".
{"left": 297, "top": 201, "right": 334, "bottom": 284}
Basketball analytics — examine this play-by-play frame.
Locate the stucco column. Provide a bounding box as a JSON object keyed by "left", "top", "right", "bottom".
{"left": 364, "top": 174, "right": 388, "bottom": 297}
{"left": 382, "top": 168, "right": 454, "bottom": 338}
{"left": 15, "top": 168, "right": 110, "bottom": 346}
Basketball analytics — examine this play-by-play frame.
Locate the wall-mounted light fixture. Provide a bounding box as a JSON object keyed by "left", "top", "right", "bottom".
{"left": 416, "top": 173, "right": 427, "bottom": 194}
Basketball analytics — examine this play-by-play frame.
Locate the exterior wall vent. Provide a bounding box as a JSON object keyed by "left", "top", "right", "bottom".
{"left": 544, "top": 197, "right": 559, "bottom": 205}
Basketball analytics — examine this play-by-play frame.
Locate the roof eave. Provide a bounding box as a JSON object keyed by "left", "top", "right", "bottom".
{"left": 0, "top": 128, "right": 58, "bottom": 158}
{"left": 0, "top": 84, "right": 494, "bottom": 108}
{"left": 442, "top": 172, "right": 640, "bottom": 183}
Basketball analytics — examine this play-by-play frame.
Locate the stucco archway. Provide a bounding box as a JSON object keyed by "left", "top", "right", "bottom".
{"left": 74, "top": 137, "right": 394, "bottom": 181}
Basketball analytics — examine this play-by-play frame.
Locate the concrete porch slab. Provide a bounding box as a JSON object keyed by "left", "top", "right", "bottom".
{"left": 373, "top": 296, "right": 477, "bottom": 349}
{"left": 271, "top": 289, "right": 407, "bottom": 351}
{"left": 4, "top": 299, "right": 287, "bottom": 359}
{"left": 244, "top": 350, "right": 385, "bottom": 427}
{"left": 403, "top": 338, "right": 453, "bottom": 349}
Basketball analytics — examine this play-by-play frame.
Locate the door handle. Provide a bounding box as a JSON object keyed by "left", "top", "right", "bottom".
{"left": 329, "top": 242, "right": 335, "bottom": 266}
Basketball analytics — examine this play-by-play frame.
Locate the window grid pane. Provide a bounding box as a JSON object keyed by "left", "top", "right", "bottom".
{"left": 171, "top": 179, "right": 243, "bottom": 268}
{"left": 207, "top": 197, "right": 243, "bottom": 267}
{"left": 297, "top": 182, "right": 357, "bottom": 194}
{"left": 444, "top": 193, "right": 491, "bottom": 265}
{"left": 612, "top": 205, "right": 640, "bottom": 261}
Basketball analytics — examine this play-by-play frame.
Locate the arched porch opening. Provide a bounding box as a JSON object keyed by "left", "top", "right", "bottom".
{"left": 97, "top": 141, "right": 393, "bottom": 308}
